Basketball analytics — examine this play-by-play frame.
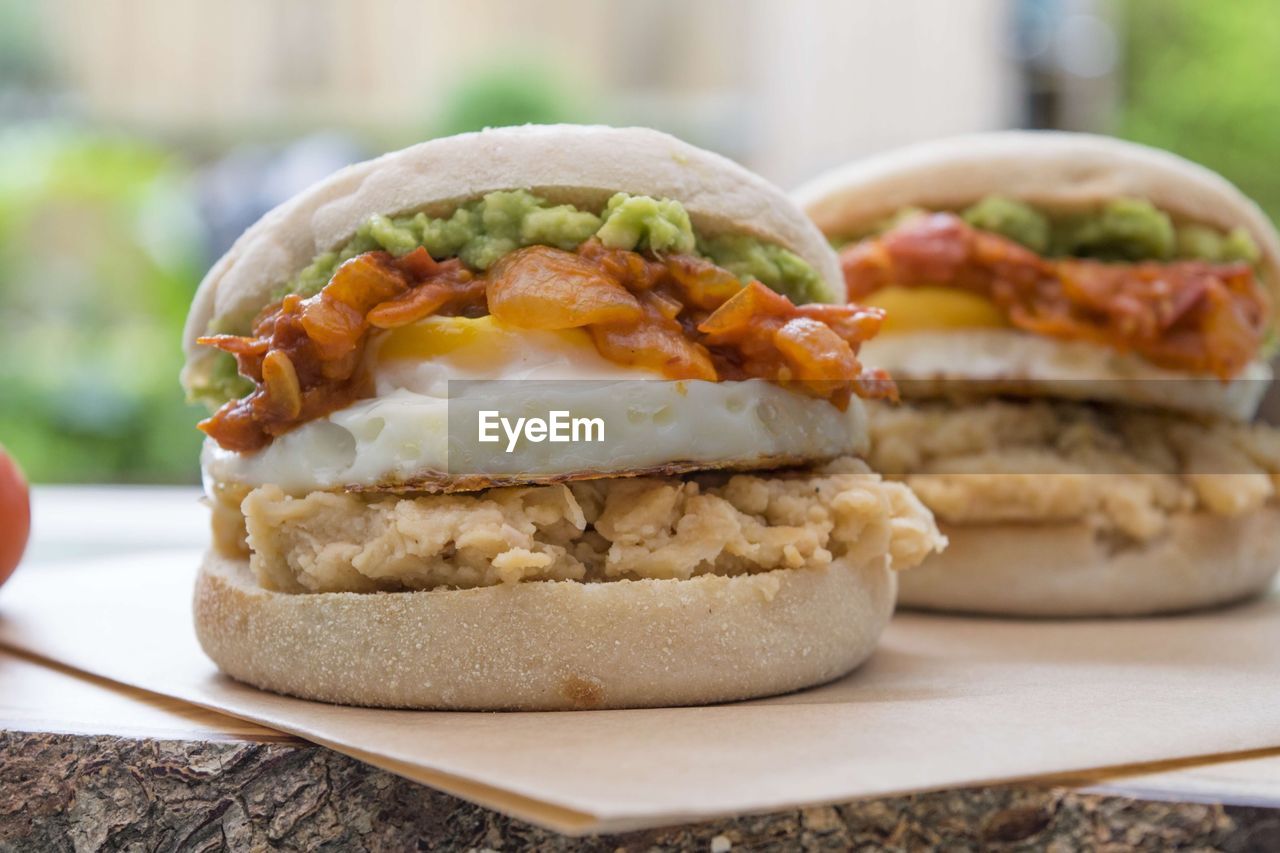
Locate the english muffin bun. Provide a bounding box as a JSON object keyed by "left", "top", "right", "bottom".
{"left": 195, "top": 550, "right": 896, "bottom": 710}
{"left": 185, "top": 125, "right": 945, "bottom": 708}
{"left": 794, "top": 130, "right": 1280, "bottom": 308}
{"left": 898, "top": 509, "right": 1280, "bottom": 617}
{"left": 799, "top": 134, "right": 1280, "bottom": 619}
{"left": 183, "top": 123, "right": 843, "bottom": 392}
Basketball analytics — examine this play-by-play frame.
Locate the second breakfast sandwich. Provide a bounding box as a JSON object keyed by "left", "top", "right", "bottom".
{"left": 797, "top": 131, "right": 1280, "bottom": 617}
{"left": 183, "top": 124, "right": 944, "bottom": 710}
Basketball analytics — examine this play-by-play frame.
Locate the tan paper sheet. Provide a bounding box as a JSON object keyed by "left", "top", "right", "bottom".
{"left": 1, "top": 550, "right": 1278, "bottom": 835}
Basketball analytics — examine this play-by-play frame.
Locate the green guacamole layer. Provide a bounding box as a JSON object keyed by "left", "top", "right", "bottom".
{"left": 193, "top": 191, "right": 831, "bottom": 406}
{"left": 284, "top": 191, "right": 827, "bottom": 302}
{"left": 843, "top": 195, "right": 1261, "bottom": 265}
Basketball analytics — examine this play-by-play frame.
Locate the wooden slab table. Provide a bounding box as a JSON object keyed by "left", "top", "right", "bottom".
{"left": 3, "top": 487, "right": 1279, "bottom": 850}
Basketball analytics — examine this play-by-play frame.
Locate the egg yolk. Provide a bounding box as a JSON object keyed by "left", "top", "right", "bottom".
{"left": 375, "top": 315, "right": 598, "bottom": 370}
{"left": 862, "top": 286, "right": 1009, "bottom": 333}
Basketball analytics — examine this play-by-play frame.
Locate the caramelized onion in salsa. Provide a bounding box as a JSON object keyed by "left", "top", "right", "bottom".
{"left": 840, "top": 213, "right": 1270, "bottom": 380}
{"left": 198, "top": 240, "right": 891, "bottom": 452}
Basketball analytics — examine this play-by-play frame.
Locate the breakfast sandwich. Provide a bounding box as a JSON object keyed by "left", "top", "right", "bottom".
{"left": 183, "top": 124, "right": 944, "bottom": 709}
{"left": 796, "top": 131, "right": 1280, "bottom": 616}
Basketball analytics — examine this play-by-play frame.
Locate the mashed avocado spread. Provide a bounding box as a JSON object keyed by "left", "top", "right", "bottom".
{"left": 193, "top": 191, "right": 831, "bottom": 406}
{"left": 281, "top": 191, "right": 825, "bottom": 302}
{"left": 962, "top": 195, "right": 1260, "bottom": 263}
{"left": 843, "top": 195, "right": 1260, "bottom": 266}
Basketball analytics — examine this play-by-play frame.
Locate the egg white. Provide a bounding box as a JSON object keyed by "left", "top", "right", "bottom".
{"left": 860, "top": 328, "right": 1271, "bottom": 421}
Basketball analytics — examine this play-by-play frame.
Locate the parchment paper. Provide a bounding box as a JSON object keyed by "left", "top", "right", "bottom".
{"left": 1, "top": 550, "right": 1278, "bottom": 835}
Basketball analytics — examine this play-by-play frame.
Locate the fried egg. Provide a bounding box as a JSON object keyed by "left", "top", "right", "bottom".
{"left": 203, "top": 316, "right": 869, "bottom": 493}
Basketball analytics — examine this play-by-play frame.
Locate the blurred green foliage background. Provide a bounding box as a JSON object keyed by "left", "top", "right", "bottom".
{"left": 0, "top": 65, "right": 581, "bottom": 484}
{"left": 0, "top": 129, "right": 205, "bottom": 482}
{"left": 1118, "top": 0, "right": 1280, "bottom": 223}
